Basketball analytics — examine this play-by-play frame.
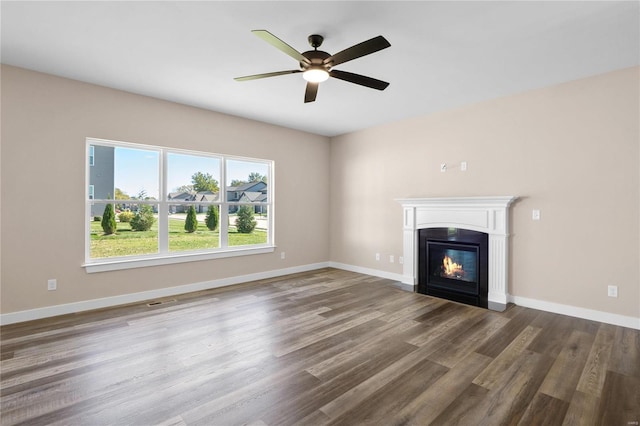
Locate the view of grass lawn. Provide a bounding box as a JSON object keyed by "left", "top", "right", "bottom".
{"left": 168, "top": 217, "right": 219, "bottom": 252}
{"left": 90, "top": 215, "right": 267, "bottom": 259}
{"left": 90, "top": 221, "right": 159, "bottom": 258}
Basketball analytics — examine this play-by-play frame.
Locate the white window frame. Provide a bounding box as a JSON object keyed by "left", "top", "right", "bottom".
{"left": 84, "top": 137, "right": 274, "bottom": 273}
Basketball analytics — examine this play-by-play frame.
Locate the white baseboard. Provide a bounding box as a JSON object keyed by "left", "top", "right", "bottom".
{"left": 3, "top": 262, "right": 638, "bottom": 331}
{"left": 0, "top": 262, "right": 330, "bottom": 326}
{"left": 330, "top": 262, "right": 640, "bottom": 330}
{"left": 509, "top": 295, "right": 640, "bottom": 330}
{"left": 328, "top": 262, "right": 405, "bottom": 283}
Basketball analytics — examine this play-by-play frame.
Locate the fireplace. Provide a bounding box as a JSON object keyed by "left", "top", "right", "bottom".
{"left": 418, "top": 228, "right": 488, "bottom": 308}
{"left": 396, "top": 196, "right": 517, "bottom": 311}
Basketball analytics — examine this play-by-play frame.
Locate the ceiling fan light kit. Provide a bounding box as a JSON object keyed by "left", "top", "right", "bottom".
{"left": 303, "top": 68, "right": 329, "bottom": 83}
{"left": 235, "top": 30, "right": 391, "bottom": 103}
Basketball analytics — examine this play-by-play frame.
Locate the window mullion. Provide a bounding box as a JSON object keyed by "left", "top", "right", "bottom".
{"left": 220, "top": 204, "right": 229, "bottom": 248}
{"left": 158, "top": 149, "right": 168, "bottom": 253}
{"left": 220, "top": 157, "right": 228, "bottom": 248}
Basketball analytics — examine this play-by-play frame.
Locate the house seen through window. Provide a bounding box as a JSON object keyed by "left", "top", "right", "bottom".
{"left": 86, "top": 138, "right": 273, "bottom": 267}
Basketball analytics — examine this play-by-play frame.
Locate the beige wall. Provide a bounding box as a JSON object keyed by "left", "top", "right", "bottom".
{"left": 2, "top": 64, "right": 638, "bottom": 322}
{"left": 330, "top": 67, "right": 640, "bottom": 319}
{"left": 0, "top": 65, "right": 330, "bottom": 314}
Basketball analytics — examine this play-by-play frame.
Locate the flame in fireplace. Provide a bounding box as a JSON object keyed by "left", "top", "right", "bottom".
{"left": 442, "top": 255, "right": 465, "bottom": 278}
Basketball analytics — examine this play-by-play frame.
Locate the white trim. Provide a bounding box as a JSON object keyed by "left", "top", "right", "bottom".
{"left": 85, "top": 137, "right": 274, "bottom": 267}
{"left": 330, "top": 262, "right": 640, "bottom": 330}
{"left": 328, "top": 262, "right": 405, "bottom": 282}
{"left": 2, "top": 262, "right": 637, "bottom": 331}
{"left": 397, "top": 196, "right": 517, "bottom": 309}
{"left": 509, "top": 295, "right": 640, "bottom": 330}
{"left": 84, "top": 245, "right": 276, "bottom": 273}
{"left": 0, "top": 262, "right": 330, "bottom": 326}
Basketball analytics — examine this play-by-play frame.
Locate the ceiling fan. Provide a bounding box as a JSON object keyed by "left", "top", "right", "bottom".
{"left": 235, "top": 30, "right": 391, "bottom": 103}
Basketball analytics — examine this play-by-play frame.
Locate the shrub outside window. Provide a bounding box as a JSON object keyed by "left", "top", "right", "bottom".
{"left": 85, "top": 138, "right": 273, "bottom": 272}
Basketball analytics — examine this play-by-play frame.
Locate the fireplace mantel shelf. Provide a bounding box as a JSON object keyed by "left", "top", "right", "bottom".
{"left": 395, "top": 196, "right": 517, "bottom": 208}
{"left": 397, "top": 196, "right": 518, "bottom": 311}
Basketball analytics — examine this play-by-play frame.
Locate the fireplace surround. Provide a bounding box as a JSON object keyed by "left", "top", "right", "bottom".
{"left": 397, "top": 196, "right": 517, "bottom": 311}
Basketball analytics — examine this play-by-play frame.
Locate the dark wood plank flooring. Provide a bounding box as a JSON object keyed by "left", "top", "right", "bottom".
{"left": 1, "top": 268, "right": 638, "bottom": 425}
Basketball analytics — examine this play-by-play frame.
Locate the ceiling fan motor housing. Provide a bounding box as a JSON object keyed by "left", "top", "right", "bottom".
{"left": 300, "top": 49, "right": 331, "bottom": 72}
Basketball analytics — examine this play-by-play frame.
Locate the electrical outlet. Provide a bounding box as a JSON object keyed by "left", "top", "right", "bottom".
{"left": 389, "top": 255, "right": 394, "bottom": 263}
{"left": 280, "top": 252, "right": 285, "bottom": 260}
{"left": 460, "top": 161, "right": 467, "bottom": 171}
{"left": 532, "top": 209, "right": 541, "bottom": 221}
{"left": 47, "top": 279, "right": 57, "bottom": 291}
{"left": 399, "top": 256, "right": 404, "bottom": 265}
{"left": 607, "top": 285, "right": 618, "bottom": 298}
{"left": 375, "top": 253, "right": 380, "bottom": 261}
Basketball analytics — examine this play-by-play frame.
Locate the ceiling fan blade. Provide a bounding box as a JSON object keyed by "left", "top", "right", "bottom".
{"left": 329, "top": 70, "right": 390, "bottom": 90}
{"left": 235, "top": 70, "right": 301, "bottom": 81}
{"left": 324, "top": 36, "right": 390, "bottom": 67}
{"left": 304, "top": 82, "right": 319, "bottom": 103}
{"left": 252, "top": 30, "right": 310, "bottom": 64}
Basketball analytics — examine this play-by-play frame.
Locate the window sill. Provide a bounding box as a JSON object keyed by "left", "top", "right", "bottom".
{"left": 83, "top": 245, "right": 275, "bottom": 273}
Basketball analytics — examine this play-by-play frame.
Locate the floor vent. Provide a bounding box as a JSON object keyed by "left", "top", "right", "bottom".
{"left": 146, "top": 299, "right": 177, "bottom": 307}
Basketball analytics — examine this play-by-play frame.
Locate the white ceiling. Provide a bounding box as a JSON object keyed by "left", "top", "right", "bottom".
{"left": 2, "top": 1, "right": 638, "bottom": 137}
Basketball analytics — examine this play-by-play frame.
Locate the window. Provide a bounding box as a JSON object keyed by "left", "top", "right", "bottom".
{"left": 85, "top": 138, "right": 273, "bottom": 272}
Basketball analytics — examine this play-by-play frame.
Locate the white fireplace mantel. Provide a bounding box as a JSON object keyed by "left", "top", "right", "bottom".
{"left": 396, "top": 196, "right": 518, "bottom": 311}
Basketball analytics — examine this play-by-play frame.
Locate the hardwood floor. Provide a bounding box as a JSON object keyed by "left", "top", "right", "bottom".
{"left": 1, "top": 268, "right": 638, "bottom": 425}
